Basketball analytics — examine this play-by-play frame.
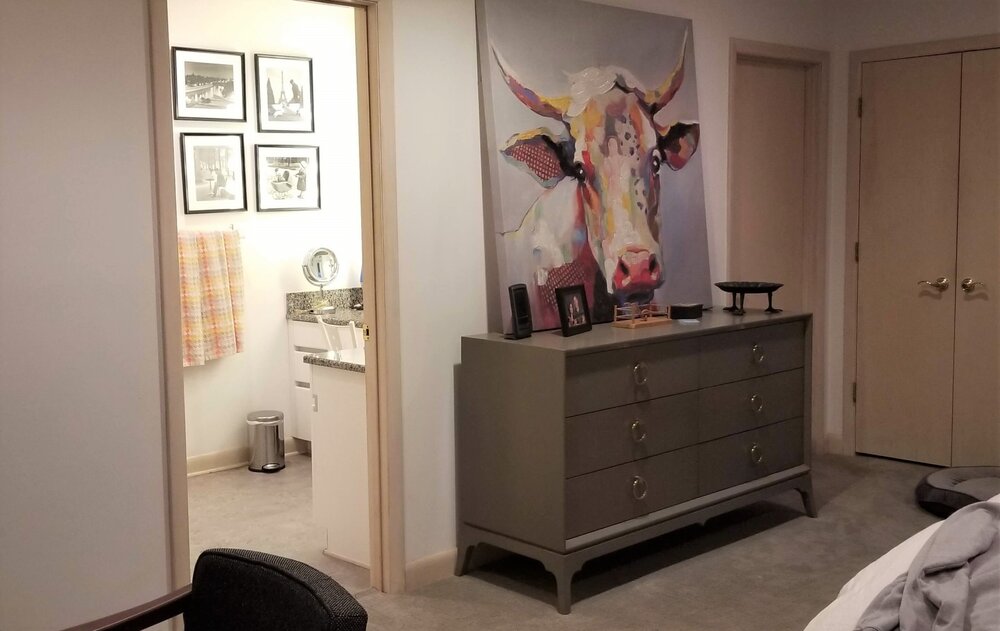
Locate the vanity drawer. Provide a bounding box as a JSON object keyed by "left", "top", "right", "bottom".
{"left": 698, "top": 369, "right": 804, "bottom": 442}
{"left": 565, "top": 338, "right": 699, "bottom": 416}
{"left": 565, "top": 392, "right": 698, "bottom": 478}
{"left": 566, "top": 446, "right": 698, "bottom": 539}
{"left": 697, "top": 418, "right": 803, "bottom": 495}
{"left": 699, "top": 322, "right": 805, "bottom": 388}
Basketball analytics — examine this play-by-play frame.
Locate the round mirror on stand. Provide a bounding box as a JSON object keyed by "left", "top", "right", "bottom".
{"left": 302, "top": 248, "right": 339, "bottom": 296}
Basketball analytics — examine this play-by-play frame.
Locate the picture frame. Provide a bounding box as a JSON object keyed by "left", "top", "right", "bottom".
{"left": 180, "top": 133, "right": 247, "bottom": 214}
{"left": 555, "top": 284, "right": 592, "bottom": 337}
{"left": 171, "top": 47, "right": 246, "bottom": 122}
{"left": 255, "top": 54, "right": 315, "bottom": 133}
{"left": 255, "top": 145, "right": 321, "bottom": 212}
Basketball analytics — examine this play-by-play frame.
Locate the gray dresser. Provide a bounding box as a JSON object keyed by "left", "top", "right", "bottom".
{"left": 456, "top": 310, "right": 815, "bottom": 613}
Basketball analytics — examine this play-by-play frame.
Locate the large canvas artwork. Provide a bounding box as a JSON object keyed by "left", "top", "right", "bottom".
{"left": 478, "top": 0, "right": 712, "bottom": 333}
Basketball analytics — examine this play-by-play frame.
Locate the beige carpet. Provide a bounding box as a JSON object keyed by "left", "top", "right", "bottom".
{"left": 355, "top": 454, "right": 936, "bottom": 630}
{"left": 187, "top": 453, "right": 371, "bottom": 595}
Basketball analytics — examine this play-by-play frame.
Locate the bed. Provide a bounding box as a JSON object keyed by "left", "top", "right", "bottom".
{"left": 804, "top": 492, "right": 1000, "bottom": 630}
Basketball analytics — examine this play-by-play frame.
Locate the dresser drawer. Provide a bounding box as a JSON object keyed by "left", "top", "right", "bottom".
{"left": 565, "top": 338, "right": 699, "bottom": 416}
{"left": 699, "top": 322, "right": 805, "bottom": 387}
{"left": 565, "top": 392, "right": 698, "bottom": 478}
{"left": 698, "top": 369, "right": 804, "bottom": 442}
{"left": 698, "top": 418, "right": 803, "bottom": 495}
{"left": 565, "top": 446, "right": 698, "bottom": 538}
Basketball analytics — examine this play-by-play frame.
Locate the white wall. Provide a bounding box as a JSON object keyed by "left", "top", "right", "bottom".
{"left": 820, "top": 0, "right": 1000, "bottom": 450}
{"left": 0, "top": 1, "right": 170, "bottom": 629}
{"left": 169, "top": 0, "right": 361, "bottom": 459}
{"left": 390, "top": 0, "right": 489, "bottom": 564}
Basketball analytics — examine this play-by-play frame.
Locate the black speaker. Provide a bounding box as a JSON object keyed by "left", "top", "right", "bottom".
{"left": 508, "top": 284, "right": 533, "bottom": 339}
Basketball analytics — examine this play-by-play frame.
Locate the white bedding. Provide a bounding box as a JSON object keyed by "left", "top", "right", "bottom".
{"left": 804, "top": 492, "right": 1000, "bottom": 631}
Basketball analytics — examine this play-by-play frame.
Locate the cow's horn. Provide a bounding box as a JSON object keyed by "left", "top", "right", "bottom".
{"left": 634, "top": 28, "right": 689, "bottom": 115}
{"left": 492, "top": 45, "right": 570, "bottom": 121}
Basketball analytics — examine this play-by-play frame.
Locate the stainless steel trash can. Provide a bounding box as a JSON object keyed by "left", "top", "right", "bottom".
{"left": 246, "top": 410, "right": 285, "bottom": 473}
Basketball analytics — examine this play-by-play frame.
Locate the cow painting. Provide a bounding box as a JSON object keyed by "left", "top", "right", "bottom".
{"left": 492, "top": 31, "right": 701, "bottom": 331}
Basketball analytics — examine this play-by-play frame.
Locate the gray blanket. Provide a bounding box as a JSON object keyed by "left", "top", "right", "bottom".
{"left": 855, "top": 501, "right": 999, "bottom": 631}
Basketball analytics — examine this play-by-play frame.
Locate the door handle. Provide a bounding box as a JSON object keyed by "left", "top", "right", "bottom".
{"left": 917, "top": 277, "right": 950, "bottom": 291}
{"left": 960, "top": 277, "right": 986, "bottom": 293}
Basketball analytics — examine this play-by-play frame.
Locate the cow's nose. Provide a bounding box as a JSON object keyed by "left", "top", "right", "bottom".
{"left": 614, "top": 250, "right": 661, "bottom": 290}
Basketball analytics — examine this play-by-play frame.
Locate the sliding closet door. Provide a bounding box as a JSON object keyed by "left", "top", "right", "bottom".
{"left": 953, "top": 49, "right": 1000, "bottom": 466}
{"left": 856, "top": 54, "right": 962, "bottom": 465}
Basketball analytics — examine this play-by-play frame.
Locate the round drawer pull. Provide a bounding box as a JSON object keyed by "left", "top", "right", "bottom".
{"left": 751, "top": 343, "right": 766, "bottom": 365}
{"left": 749, "top": 394, "right": 765, "bottom": 414}
{"left": 630, "top": 419, "right": 647, "bottom": 443}
{"left": 631, "top": 475, "right": 648, "bottom": 500}
{"left": 749, "top": 442, "right": 765, "bottom": 465}
{"left": 633, "top": 361, "right": 649, "bottom": 386}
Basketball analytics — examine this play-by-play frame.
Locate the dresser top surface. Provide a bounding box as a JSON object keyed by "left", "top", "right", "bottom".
{"left": 465, "top": 309, "right": 810, "bottom": 355}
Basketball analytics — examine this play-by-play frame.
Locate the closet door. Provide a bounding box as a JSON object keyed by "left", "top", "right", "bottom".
{"left": 856, "top": 54, "right": 962, "bottom": 465}
{"left": 953, "top": 49, "right": 1000, "bottom": 466}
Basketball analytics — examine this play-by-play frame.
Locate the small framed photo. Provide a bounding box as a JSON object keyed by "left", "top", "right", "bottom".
{"left": 555, "top": 284, "right": 592, "bottom": 337}
{"left": 180, "top": 133, "right": 247, "bottom": 214}
{"left": 255, "top": 145, "right": 321, "bottom": 211}
{"left": 172, "top": 47, "right": 246, "bottom": 121}
{"left": 255, "top": 54, "right": 315, "bottom": 132}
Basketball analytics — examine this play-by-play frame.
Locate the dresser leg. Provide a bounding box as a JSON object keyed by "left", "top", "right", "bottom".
{"left": 542, "top": 557, "right": 582, "bottom": 614}
{"left": 455, "top": 541, "right": 477, "bottom": 576}
{"left": 797, "top": 478, "right": 818, "bottom": 518}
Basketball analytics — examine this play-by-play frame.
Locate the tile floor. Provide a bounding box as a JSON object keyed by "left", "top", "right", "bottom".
{"left": 187, "top": 453, "right": 372, "bottom": 595}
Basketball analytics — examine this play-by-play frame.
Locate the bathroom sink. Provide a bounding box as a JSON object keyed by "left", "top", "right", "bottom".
{"left": 308, "top": 306, "right": 340, "bottom": 315}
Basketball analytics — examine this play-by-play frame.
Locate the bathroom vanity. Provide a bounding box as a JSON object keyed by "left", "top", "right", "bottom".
{"left": 285, "top": 288, "right": 364, "bottom": 441}
{"left": 305, "top": 348, "right": 370, "bottom": 569}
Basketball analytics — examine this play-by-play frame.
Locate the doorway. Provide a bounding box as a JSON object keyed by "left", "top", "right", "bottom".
{"left": 727, "top": 40, "right": 829, "bottom": 451}
{"left": 147, "top": 0, "right": 401, "bottom": 595}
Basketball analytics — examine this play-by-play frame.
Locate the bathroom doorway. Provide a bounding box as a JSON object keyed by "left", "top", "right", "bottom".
{"left": 149, "top": 0, "right": 400, "bottom": 595}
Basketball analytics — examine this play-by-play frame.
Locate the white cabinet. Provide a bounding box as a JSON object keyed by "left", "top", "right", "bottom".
{"left": 286, "top": 320, "right": 327, "bottom": 441}
{"left": 311, "top": 361, "right": 370, "bottom": 568}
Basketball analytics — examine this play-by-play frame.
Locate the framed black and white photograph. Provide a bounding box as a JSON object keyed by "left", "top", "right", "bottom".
{"left": 255, "top": 145, "right": 321, "bottom": 211}
{"left": 255, "top": 54, "right": 314, "bottom": 132}
{"left": 180, "top": 133, "right": 247, "bottom": 214}
{"left": 172, "top": 47, "right": 246, "bottom": 121}
{"left": 555, "top": 284, "right": 592, "bottom": 337}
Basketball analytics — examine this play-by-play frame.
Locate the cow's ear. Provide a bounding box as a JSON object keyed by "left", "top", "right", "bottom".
{"left": 657, "top": 121, "right": 700, "bottom": 171}
{"left": 501, "top": 128, "right": 573, "bottom": 188}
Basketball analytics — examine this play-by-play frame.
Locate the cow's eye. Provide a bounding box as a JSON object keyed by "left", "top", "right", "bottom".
{"left": 572, "top": 162, "right": 586, "bottom": 181}
{"left": 651, "top": 153, "right": 662, "bottom": 174}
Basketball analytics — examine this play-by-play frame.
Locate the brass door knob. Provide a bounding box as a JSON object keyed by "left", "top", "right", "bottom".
{"left": 961, "top": 277, "right": 986, "bottom": 293}
{"left": 917, "top": 277, "right": 950, "bottom": 291}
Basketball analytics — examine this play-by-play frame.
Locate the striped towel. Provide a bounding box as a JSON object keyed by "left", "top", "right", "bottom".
{"left": 178, "top": 230, "right": 245, "bottom": 367}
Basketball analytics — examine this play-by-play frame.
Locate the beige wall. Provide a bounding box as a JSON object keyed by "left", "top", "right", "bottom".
{"left": 0, "top": 1, "right": 170, "bottom": 629}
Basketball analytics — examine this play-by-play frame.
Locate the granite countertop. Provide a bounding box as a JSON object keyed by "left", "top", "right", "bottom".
{"left": 289, "top": 308, "right": 365, "bottom": 327}
{"left": 304, "top": 348, "right": 366, "bottom": 373}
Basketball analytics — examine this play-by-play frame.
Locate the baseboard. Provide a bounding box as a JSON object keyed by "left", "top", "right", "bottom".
{"left": 322, "top": 548, "right": 370, "bottom": 570}
{"left": 187, "top": 446, "right": 250, "bottom": 476}
{"left": 404, "top": 548, "right": 456, "bottom": 592}
{"left": 187, "top": 447, "right": 302, "bottom": 477}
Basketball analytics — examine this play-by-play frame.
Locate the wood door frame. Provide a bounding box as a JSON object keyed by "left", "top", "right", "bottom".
{"left": 842, "top": 33, "right": 1000, "bottom": 457}
{"left": 148, "top": 0, "right": 406, "bottom": 595}
{"left": 728, "top": 39, "right": 830, "bottom": 453}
